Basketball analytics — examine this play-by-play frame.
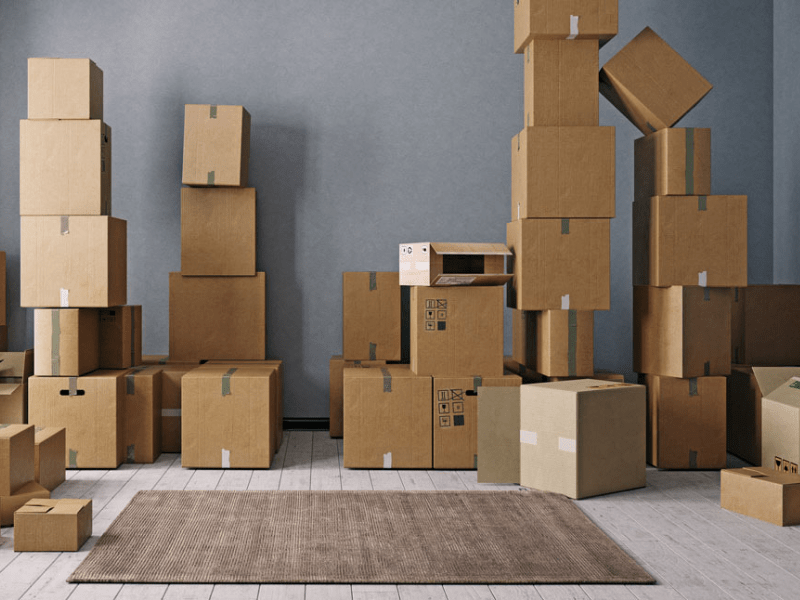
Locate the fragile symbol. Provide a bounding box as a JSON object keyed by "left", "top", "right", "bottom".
{"left": 439, "top": 403, "right": 450, "bottom": 414}
{"left": 425, "top": 310, "right": 435, "bottom": 320}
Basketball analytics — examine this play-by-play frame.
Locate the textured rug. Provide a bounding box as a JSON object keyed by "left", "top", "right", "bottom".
{"left": 69, "top": 489, "right": 654, "bottom": 584}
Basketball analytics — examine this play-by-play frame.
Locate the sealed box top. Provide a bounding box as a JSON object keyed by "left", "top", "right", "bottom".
{"left": 0, "top": 350, "right": 34, "bottom": 379}
{"left": 523, "top": 378, "right": 639, "bottom": 397}
{"left": 28, "top": 58, "right": 103, "bottom": 120}
{"left": 399, "top": 242, "right": 512, "bottom": 286}
{"left": 16, "top": 497, "right": 91, "bottom": 516}
{"left": 514, "top": 0, "right": 618, "bottom": 53}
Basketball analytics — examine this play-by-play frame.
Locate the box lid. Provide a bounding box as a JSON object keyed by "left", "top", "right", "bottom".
{"left": 763, "top": 378, "right": 800, "bottom": 410}
{"left": 429, "top": 242, "right": 511, "bottom": 256}
{"left": 0, "top": 424, "right": 32, "bottom": 439}
{"left": 0, "top": 383, "right": 22, "bottom": 396}
{"left": 16, "top": 498, "right": 90, "bottom": 515}
{"left": 724, "top": 466, "right": 800, "bottom": 488}
{"left": 34, "top": 427, "right": 65, "bottom": 444}
{"left": 752, "top": 368, "right": 800, "bottom": 397}
{"left": 0, "top": 350, "right": 34, "bottom": 378}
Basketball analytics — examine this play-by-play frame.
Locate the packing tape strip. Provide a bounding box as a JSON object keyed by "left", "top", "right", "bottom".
{"left": 734, "top": 287, "right": 739, "bottom": 302}
{"left": 127, "top": 444, "right": 136, "bottom": 464}
{"left": 369, "top": 271, "right": 377, "bottom": 291}
{"left": 561, "top": 219, "right": 570, "bottom": 235}
{"left": 126, "top": 367, "right": 148, "bottom": 395}
{"left": 698, "top": 195, "right": 707, "bottom": 211}
{"left": 159, "top": 357, "right": 167, "bottom": 365}
{"left": 221, "top": 448, "right": 230, "bottom": 468}
{"left": 704, "top": 361, "right": 711, "bottom": 376}
{"left": 51, "top": 309, "right": 60, "bottom": 376}
{"left": 561, "top": 294, "right": 570, "bottom": 310}
{"left": 381, "top": 367, "right": 392, "bottom": 393}
{"left": 473, "top": 376, "right": 482, "bottom": 393}
{"left": 520, "top": 430, "right": 537, "bottom": 445}
{"left": 689, "top": 450, "right": 698, "bottom": 469}
{"left": 60, "top": 288, "right": 69, "bottom": 308}
{"left": 698, "top": 271, "right": 708, "bottom": 287}
{"left": 207, "top": 170, "right": 215, "bottom": 185}
{"left": 689, "top": 378, "right": 698, "bottom": 397}
{"left": 568, "top": 309, "right": 578, "bottom": 377}
{"left": 369, "top": 343, "right": 377, "bottom": 361}
{"left": 209, "top": 104, "right": 217, "bottom": 118}
{"left": 383, "top": 451, "right": 392, "bottom": 469}
{"left": 566, "top": 14, "right": 579, "bottom": 40}
{"left": 703, "top": 287, "right": 711, "bottom": 301}
{"left": 69, "top": 449, "right": 78, "bottom": 469}
{"left": 68, "top": 377, "right": 78, "bottom": 396}
{"left": 60, "top": 216, "right": 69, "bottom": 235}
{"left": 558, "top": 437, "right": 577, "bottom": 453}
{"left": 221, "top": 368, "right": 237, "bottom": 396}
{"left": 685, "top": 128, "right": 695, "bottom": 194}
{"left": 162, "top": 409, "right": 181, "bottom": 417}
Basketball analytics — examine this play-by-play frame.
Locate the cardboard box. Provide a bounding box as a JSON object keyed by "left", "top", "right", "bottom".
{"left": 721, "top": 467, "right": 800, "bottom": 526}
{"left": 761, "top": 378, "right": 800, "bottom": 470}
{"left": 433, "top": 374, "right": 521, "bottom": 469}
{"left": 547, "top": 371, "right": 625, "bottom": 383}
{"left": 28, "top": 57, "right": 102, "bottom": 120}
{"left": 160, "top": 364, "right": 199, "bottom": 453}
{"left": 507, "top": 218, "right": 610, "bottom": 311}
{"left": 19, "top": 120, "right": 111, "bottom": 216}
{"left": 142, "top": 355, "right": 169, "bottom": 365}
{"left": 511, "top": 310, "right": 535, "bottom": 368}
{"left": 634, "top": 128, "right": 711, "bottom": 202}
{"left": 535, "top": 310, "right": 593, "bottom": 377}
{"left": 343, "top": 272, "right": 401, "bottom": 361}
{"left": 511, "top": 127, "right": 615, "bottom": 219}
{"left": 28, "top": 371, "right": 125, "bottom": 469}
{"left": 14, "top": 498, "right": 92, "bottom": 552}
{"left": 99, "top": 305, "right": 142, "bottom": 369}
{"left": 0, "top": 481, "right": 49, "bottom": 527}
{"left": 520, "top": 380, "right": 646, "bottom": 499}
{"left": 0, "top": 350, "right": 34, "bottom": 424}
{"left": 20, "top": 216, "right": 127, "bottom": 308}
{"left": 503, "top": 356, "right": 546, "bottom": 384}
{"left": 477, "top": 386, "right": 521, "bottom": 484}
{"left": 514, "top": 0, "right": 618, "bottom": 53}
{"left": 731, "top": 286, "right": 800, "bottom": 366}
{"left": 642, "top": 374, "right": 726, "bottom": 469}
{"left": 34, "top": 308, "right": 99, "bottom": 376}
{"left": 633, "top": 285, "right": 731, "bottom": 378}
{"left": 34, "top": 427, "right": 66, "bottom": 491}
{"left": 180, "top": 187, "right": 256, "bottom": 276}
{"left": 632, "top": 195, "right": 748, "bottom": 288}
{"left": 0, "top": 251, "right": 5, "bottom": 326}
{"left": 399, "top": 243, "right": 511, "bottom": 287}
{"left": 600, "top": 27, "right": 712, "bottom": 135}
{"left": 329, "top": 356, "right": 386, "bottom": 438}
{"left": 0, "top": 384, "right": 25, "bottom": 423}
{"left": 123, "top": 366, "right": 162, "bottom": 464}
{"left": 0, "top": 424, "right": 35, "bottom": 496}
{"left": 182, "top": 104, "right": 250, "bottom": 187}
{"left": 410, "top": 286, "right": 504, "bottom": 377}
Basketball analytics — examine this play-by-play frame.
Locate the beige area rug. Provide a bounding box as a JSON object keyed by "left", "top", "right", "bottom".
{"left": 69, "top": 489, "right": 654, "bottom": 584}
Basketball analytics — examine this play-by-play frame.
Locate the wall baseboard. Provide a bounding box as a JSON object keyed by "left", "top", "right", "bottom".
{"left": 283, "top": 418, "right": 330, "bottom": 431}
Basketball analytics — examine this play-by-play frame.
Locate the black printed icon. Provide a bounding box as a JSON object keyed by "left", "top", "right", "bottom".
{"left": 439, "top": 403, "right": 450, "bottom": 414}
{"left": 453, "top": 415, "right": 465, "bottom": 427}
{"left": 425, "top": 309, "right": 435, "bottom": 320}
{"left": 437, "top": 310, "right": 447, "bottom": 319}
{"left": 425, "top": 321, "right": 435, "bottom": 331}
{"left": 451, "top": 390, "right": 464, "bottom": 401}
{"left": 453, "top": 402, "right": 463, "bottom": 414}
{"left": 440, "top": 416, "right": 451, "bottom": 428}
{"left": 437, "top": 321, "right": 446, "bottom": 331}
{"left": 426, "top": 300, "right": 436, "bottom": 309}
{"left": 438, "top": 390, "right": 450, "bottom": 401}
{"left": 436, "top": 300, "right": 447, "bottom": 309}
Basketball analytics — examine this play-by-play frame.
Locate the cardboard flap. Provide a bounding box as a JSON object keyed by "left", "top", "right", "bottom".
{"left": 0, "top": 382, "right": 22, "bottom": 396}
{"left": 752, "top": 367, "right": 800, "bottom": 397}
{"left": 430, "top": 243, "right": 511, "bottom": 256}
{"left": 430, "top": 274, "right": 513, "bottom": 286}
{"left": 0, "top": 350, "right": 34, "bottom": 378}
{"left": 734, "top": 467, "right": 800, "bottom": 487}
{"left": 17, "top": 504, "right": 54, "bottom": 515}
{"left": 763, "top": 378, "right": 800, "bottom": 409}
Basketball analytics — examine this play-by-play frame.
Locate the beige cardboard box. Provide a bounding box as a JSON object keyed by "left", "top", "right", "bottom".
{"left": 99, "top": 305, "right": 142, "bottom": 369}
{"left": 632, "top": 195, "right": 748, "bottom": 288}
{"left": 0, "top": 481, "right": 50, "bottom": 527}
{"left": 477, "top": 386, "right": 521, "bottom": 484}
{"left": 721, "top": 467, "right": 800, "bottom": 526}
{"left": 0, "top": 251, "right": 5, "bottom": 326}
{"left": 633, "top": 286, "right": 731, "bottom": 378}
{"left": 399, "top": 243, "right": 511, "bottom": 287}
{"left": 20, "top": 216, "right": 127, "bottom": 308}
{"left": 600, "top": 27, "right": 712, "bottom": 135}
{"left": 343, "top": 366, "right": 432, "bottom": 468}
{"left": 0, "top": 350, "right": 34, "bottom": 424}
{"left": 512, "top": 127, "right": 615, "bottom": 219}
{"left": 34, "top": 427, "right": 66, "bottom": 492}
{"left": 520, "top": 380, "right": 646, "bottom": 499}
{"left": 0, "top": 424, "right": 35, "bottom": 496}
{"left": 410, "top": 286, "right": 504, "bottom": 377}
{"left": 28, "top": 371, "right": 125, "bottom": 469}
{"left": 182, "top": 104, "right": 250, "bottom": 187}
{"left": 34, "top": 309, "right": 99, "bottom": 376}
{"left": 642, "top": 374, "right": 726, "bottom": 469}
{"left": 160, "top": 364, "right": 200, "bottom": 453}
{"left": 20, "top": 120, "right": 110, "bottom": 216}
{"left": 343, "top": 272, "right": 401, "bottom": 361}
{"left": 731, "top": 285, "right": 800, "bottom": 366}
{"left": 14, "top": 498, "right": 92, "bottom": 552}
{"left": 761, "top": 378, "right": 800, "bottom": 470}
{"left": 514, "top": 0, "right": 618, "bottom": 53}
{"left": 536, "top": 310, "right": 593, "bottom": 377}
{"left": 634, "top": 128, "right": 711, "bottom": 202}
{"left": 28, "top": 58, "right": 102, "bottom": 120}
{"left": 180, "top": 187, "right": 256, "bottom": 276}
{"left": 511, "top": 310, "right": 535, "bottom": 369}
{"left": 507, "top": 218, "right": 610, "bottom": 311}
{"left": 123, "top": 366, "right": 162, "bottom": 464}
{"left": 329, "top": 356, "right": 386, "bottom": 438}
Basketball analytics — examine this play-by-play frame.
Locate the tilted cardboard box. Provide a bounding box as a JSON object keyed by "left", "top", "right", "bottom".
{"left": 159, "top": 363, "right": 200, "bottom": 453}
{"left": 34, "top": 427, "right": 66, "bottom": 492}
{"left": 477, "top": 386, "right": 521, "bottom": 484}
{"left": 0, "top": 481, "right": 49, "bottom": 527}
{"left": 761, "top": 378, "right": 800, "bottom": 471}
{"left": 28, "top": 58, "right": 103, "bottom": 120}
{"left": 0, "top": 424, "right": 35, "bottom": 496}
{"left": 511, "top": 309, "right": 535, "bottom": 369}
{"left": 34, "top": 309, "right": 99, "bottom": 377}
{"left": 731, "top": 285, "right": 800, "bottom": 366}
{"left": 0, "top": 350, "right": 34, "bottom": 424}
{"left": 122, "top": 366, "right": 162, "bottom": 464}
{"left": 343, "top": 272, "right": 401, "bottom": 361}
{"left": 399, "top": 243, "right": 511, "bottom": 287}
{"left": 634, "top": 128, "right": 711, "bottom": 202}
{"left": 535, "top": 310, "right": 593, "bottom": 378}
{"left": 99, "top": 305, "right": 142, "bottom": 369}
{"left": 329, "top": 356, "right": 386, "bottom": 438}
{"left": 721, "top": 467, "right": 800, "bottom": 526}
{"left": 514, "top": 0, "right": 618, "bottom": 53}
{"left": 14, "top": 498, "right": 92, "bottom": 552}
{"left": 182, "top": 104, "right": 250, "bottom": 187}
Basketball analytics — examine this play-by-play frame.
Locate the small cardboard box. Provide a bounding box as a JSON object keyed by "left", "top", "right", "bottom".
{"left": 123, "top": 366, "right": 162, "bottom": 464}
{"left": 399, "top": 243, "right": 511, "bottom": 287}
{"left": 477, "top": 386, "right": 521, "bottom": 484}
{"left": 634, "top": 128, "right": 711, "bottom": 202}
{"left": 511, "top": 127, "right": 615, "bottom": 219}
{"left": 731, "top": 285, "right": 800, "bottom": 366}
{"left": 14, "top": 498, "right": 92, "bottom": 552}
{"left": 28, "top": 371, "right": 125, "bottom": 469}
{"left": 520, "top": 380, "right": 646, "bottom": 499}
{"left": 180, "top": 187, "right": 256, "bottom": 276}
{"left": 343, "top": 366, "right": 432, "bottom": 468}
{"left": 34, "top": 427, "right": 66, "bottom": 492}
{"left": 99, "top": 305, "right": 142, "bottom": 369}
{"left": 182, "top": 104, "right": 250, "bottom": 187}
{"left": 523, "top": 39, "right": 599, "bottom": 127}
{"left": 433, "top": 374, "right": 521, "bottom": 469}
{"left": 28, "top": 58, "right": 102, "bottom": 120}
{"left": 600, "top": 27, "right": 712, "bottom": 135}
{"left": 0, "top": 350, "right": 34, "bottom": 424}
{"left": 329, "top": 356, "right": 386, "bottom": 438}
{"left": 761, "top": 378, "right": 800, "bottom": 470}
{"left": 507, "top": 218, "right": 610, "bottom": 311}
{"left": 0, "top": 424, "right": 35, "bottom": 497}
{"left": 633, "top": 285, "right": 731, "bottom": 378}
{"left": 642, "top": 374, "right": 726, "bottom": 470}
{"left": 169, "top": 272, "right": 266, "bottom": 362}
{"left": 514, "top": 0, "right": 618, "bottom": 53}
{"left": 511, "top": 310, "right": 535, "bottom": 369}
{"left": 343, "top": 272, "right": 401, "bottom": 361}
{"left": 20, "top": 216, "right": 127, "bottom": 308}
{"left": 34, "top": 309, "right": 99, "bottom": 377}
{"left": 19, "top": 120, "right": 110, "bottom": 216}
{"left": 535, "top": 310, "right": 593, "bottom": 378}
{"left": 632, "top": 195, "right": 748, "bottom": 288}
{"left": 410, "top": 286, "right": 504, "bottom": 377}
{"left": 0, "top": 481, "right": 49, "bottom": 527}
{"left": 721, "top": 467, "right": 800, "bottom": 526}
{"left": 0, "top": 251, "right": 5, "bottom": 326}
{"left": 160, "top": 364, "right": 200, "bottom": 453}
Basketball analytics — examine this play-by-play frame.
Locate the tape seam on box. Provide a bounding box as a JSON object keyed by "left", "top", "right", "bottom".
{"left": 126, "top": 373, "right": 135, "bottom": 395}
{"left": 162, "top": 409, "right": 181, "bottom": 417}
{"left": 689, "top": 450, "right": 698, "bottom": 469}
{"left": 60, "top": 288, "right": 69, "bottom": 308}
{"left": 698, "top": 271, "right": 708, "bottom": 287}
{"left": 381, "top": 367, "right": 392, "bottom": 393}
{"left": 568, "top": 309, "right": 578, "bottom": 377}
{"left": 685, "top": 128, "right": 695, "bottom": 194}
{"left": 369, "top": 343, "right": 377, "bottom": 361}
{"left": 126, "top": 444, "right": 135, "bottom": 464}
{"left": 221, "top": 448, "right": 230, "bottom": 468}
{"left": 561, "top": 294, "right": 570, "bottom": 310}
{"left": 689, "top": 378, "right": 698, "bottom": 397}
{"left": 561, "top": 219, "right": 570, "bottom": 235}
{"left": 558, "top": 437, "right": 577, "bottom": 453}
{"left": 130, "top": 308, "right": 136, "bottom": 368}
{"left": 60, "top": 216, "right": 69, "bottom": 235}
{"left": 473, "top": 376, "right": 482, "bottom": 392}
{"left": 221, "top": 368, "right": 237, "bottom": 396}
{"left": 51, "top": 309, "right": 60, "bottom": 376}
{"left": 520, "top": 430, "right": 537, "bottom": 445}
{"left": 369, "top": 271, "right": 377, "bottom": 291}
{"left": 207, "top": 171, "right": 215, "bottom": 185}
{"left": 566, "top": 15, "right": 579, "bottom": 40}
{"left": 69, "top": 449, "right": 78, "bottom": 469}
{"left": 734, "top": 287, "right": 739, "bottom": 302}
{"left": 209, "top": 105, "right": 217, "bottom": 118}
{"left": 698, "top": 195, "right": 707, "bottom": 211}
{"left": 704, "top": 361, "right": 710, "bottom": 376}
{"left": 68, "top": 377, "right": 78, "bottom": 396}
{"left": 383, "top": 451, "right": 392, "bottom": 469}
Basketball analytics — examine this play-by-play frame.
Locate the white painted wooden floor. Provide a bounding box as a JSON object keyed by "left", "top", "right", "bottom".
{"left": 0, "top": 431, "right": 798, "bottom": 600}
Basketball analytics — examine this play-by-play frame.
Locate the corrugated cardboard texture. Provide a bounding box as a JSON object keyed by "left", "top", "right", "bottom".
{"left": 343, "top": 366, "right": 432, "bottom": 468}
{"left": 99, "top": 305, "right": 142, "bottom": 369}
{"left": 514, "top": 0, "right": 618, "bottom": 53}
{"left": 180, "top": 187, "right": 257, "bottom": 276}
{"left": 511, "top": 127, "right": 615, "bottom": 219}
{"left": 721, "top": 467, "right": 800, "bottom": 527}
{"left": 168, "top": 272, "right": 266, "bottom": 361}
{"left": 632, "top": 195, "right": 748, "bottom": 287}
{"left": 633, "top": 286, "right": 731, "bottom": 378}
{"left": 520, "top": 380, "right": 646, "bottom": 499}
{"left": 600, "top": 27, "right": 712, "bottom": 134}
{"left": 160, "top": 364, "right": 200, "bottom": 453}
{"left": 14, "top": 498, "right": 92, "bottom": 552}
{"left": 182, "top": 104, "right": 250, "bottom": 187}
{"left": 20, "top": 216, "right": 127, "bottom": 308}
{"left": 536, "top": 310, "right": 593, "bottom": 377}
{"left": 123, "top": 367, "right": 162, "bottom": 464}
{"left": 0, "top": 424, "right": 35, "bottom": 496}
{"left": 0, "top": 384, "right": 25, "bottom": 423}
{"left": 0, "top": 481, "right": 49, "bottom": 527}
{"left": 27, "top": 58, "right": 103, "bottom": 120}
{"left": 511, "top": 309, "right": 536, "bottom": 368}
{"left": 28, "top": 371, "right": 125, "bottom": 469}
{"left": 34, "top": 427, "right": 66, "bottom": 492}
{"left": 342, "top": 272, "right": 401, "bottom": 361}
{"left": 19, "top": 120, "right": 111, "bottom": 216}
{"left": 410, "top": 286, "right": 504, "bottom": 377}
{"left": 634, "top": 128, "right": 711, "bottom": 202}
{"left": 642, "top": 374, "right": 726, "bottom": 469}
{"left": 329, "top": 356, "right": 386, "bottom": 438}
{"left": 34, "top": 309, "right": 99, "bottom": 377}
{"left": 507, "top": 218, "right": 610, "bottom": 311}
{"left": 399, "top": 242, "right": 511, "bottom": 287}
{"left": 477, "top": 386, "right": 521, "bottom": 484}
{"left": 762, "top": 379, "right": 800, "bottom": 470}
{"left": 0, "top": 251, "right": 5, "bottom": 326}
{"left": 731, "top": 285, "right": 800, "bottom": 366}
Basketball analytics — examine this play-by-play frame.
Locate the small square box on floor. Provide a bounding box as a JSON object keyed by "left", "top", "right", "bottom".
{"left": 721, "top": 467, "right": 800, "bottom": 526}
{"left": 14, "top": 498, "right": 92, "bottom": 552}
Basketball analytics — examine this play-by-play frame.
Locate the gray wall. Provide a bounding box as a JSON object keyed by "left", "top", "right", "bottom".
{"left": 0, "top": 1, "right": 775, "bottom": 417}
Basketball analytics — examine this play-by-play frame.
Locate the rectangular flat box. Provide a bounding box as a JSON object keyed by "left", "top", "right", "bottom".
{"left": 329, "top": 356, "right": 386, "bottom": 438}
{"left": 1, "top": 251, "right": 5, "bottom": 326}
{"left": 634, "top": 128, "right": 711, "bottom": 202}
{"left": 511, "top": 310, "right": 535, "bottom": 368}
{"left": 180, "top": 187, "right": 256, "bottom": 276}
{"left": 14, "top": 498, "right": 92, "bottom": 552}
{"left": 182, "top": 104, "right": 250, "bottom": 187}
{"left": 633, "top": 286, "right": 731, "bottom": 378}
{"left": 28, "top": 57, "right": 102, "bottom": 120}
{"left": 731, "top": 285, "right": 800, "bottom": 366}
{"left": 536, "top": 310, "right": 593, "bottom": 378}
{"left": 520, "top": 380, "right": 646, "bottom": 499}
{"left": 20, "top": 215, "right": 127, "bottom": 308}
{"left": 0, "top": 424, "right": 35, "bottom": 497}
{"left": 343, "top": 272, "right": 401, "bottom": 361}
{"left": 169, "top": 273, "right": 266, "bottom": 361}
{"left": 507, "top": 218, "right": 610, "bottom": 311}
{"left": 762, "top": 379, "right": 800, "bottom": 470}
{"left": 514, "top": 0, "right": 618, "bottom": 53}
{"left": 399, "top": 243, "right": 511, "bottom": 287}
{"left": 34, "top": 308, "right": 99, "bottom": 376}
{"left": 410, "top": 286, "right": 504, "bottom": 377}
{"left": 632, "top": 195, "right": 748, "bottom": 288}
{"left": 34, "top": 427, "right": 66, "bottom": 492}
{"left": 512, "top": 127, "right": 615, "bottom": 219}
{"left": 160, "top": 364, "right": 200, "bottom": 453}
{"left": 721, "top": 467, "right": 800, "bottom": 526}
{"left": 99, "top": 305, "right": 142, "bottom": 369}
{"left": 477, "top": 386, "right": 521, "bottom": 484}
{"left": 20, "top": 120, "right": 110, "bottom": 216}
{"left": 600, "top": 27, "right": 712, "bottom": 135}
{"left": 123, "top": 366, "right": 162, "bottom": 464}
{"left": 0, "top": 481, "right": 49, "bottom": 527}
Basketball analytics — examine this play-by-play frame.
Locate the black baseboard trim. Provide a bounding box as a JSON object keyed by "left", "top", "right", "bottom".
{"left": 283, "top": 418, "right": 330, "bottom": 431}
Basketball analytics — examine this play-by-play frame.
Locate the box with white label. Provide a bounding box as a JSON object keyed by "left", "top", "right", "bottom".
{"left": 399, "top": 242, "right": 511, "bottom": 287}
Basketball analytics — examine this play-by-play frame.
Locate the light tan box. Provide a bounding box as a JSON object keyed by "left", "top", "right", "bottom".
{"left": 14, "top": 498, "right": 92, "bottom": 552}
{"left": 399, "top": 243, "right": 511, "bottom": 287}
{"left": 0, "top": 350, "right": 34, "bottom": 424}
{"left": 28, "top": 58, "right": 102, "bottom": 120}
{"left": 343, "top": 272, "right": 401, "bottom": 361}
{"left": 721, "top": 467, "right": 800, "bottom": 526}
{"left": 0, "top": 424, "right": 35, "bottom": 496}
{"left": 0, "top": 481, "right": 49, "bottom": 527}
{"left": 731, "top": 285, "right": 800, "bottom": 366}
{"left": 99, "top": 305, "right": 142, "bottom": 369}
{"left": 477, "top": 386, "right": 521, "bottom": 484}
{"left": 0, "top": 384, "right": 25, "bottom": 424}
{"left": 160, "top": 364, "right": 200, "bottom": 453}
{"left": 634, "top": 128, "right": 711, "bottom": 202}
{"left": 123, "top": 366, "right": 162, "bottom": 464}
{"left": 182, "top": 104, "right": 250, "bottom": 187}
{"left": 535, "top": 310, "right": 593, "bottom": 378}
{"left": 34, "top": 427, "right": 66, "bottom": 492}
{"left": 761, "top": 378, "right": 800, "bottom": 471}
{"left": 514, "top": 0, "right": 618, "bottom": 53}
{"left": 329, "top": 356, "right": 386, "bottom": 438}
{"left": 34, "top": 309, "right": 99, "bottom": 376}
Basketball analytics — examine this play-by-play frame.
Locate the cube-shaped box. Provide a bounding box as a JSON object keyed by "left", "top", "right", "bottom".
{"left": 511, "top": 310, "right": 536, "bottom": 369}
{"left": 34, "top": 308, "right": 99, "bottom": 377}
{"left": 343, "top": 272, "right": 401, "bottom": 361}
{"left": 14, "top": 498, "right": 92, "bottom": 552}
{"left": 520, "top": 379, "right": 646, "bottom": 499}
{"left": 477, "top": 386, "right": 521, "bottom": 484}
{"left": 0, "top": 481, "right": 49, "bottom": 527}
{"left": 182, "top": 104, "right": 250, "bottom": 187}
{"left": 536, "top": 310, "right": 593, "bottom": 378}
{"left": 399, "top": 243, "right": 511, "bottom": 287}
{"left": 634, "top": 128, "right": 711, "bottom": 202}
{"left": 721, "top": 467, "right": 800, "bottom": 527}
{"left": 329, "top": 356, "right": 386, "bottom": 438}
{"left": 762, "top": 378, "right": 800, "bottom": 471}
{"left": 34, "top": 427, "right": 66, "bottom": 492}
{"left": 20, "top": 120, "right": 111, "bottom": 216}
{"left": 0, "top": 349, "right": 34, "bottom": 424}
{"left": 731, "top": 285, "right": 800, "bottom": 366}
{"left": 28, "top": 58, "right": 103, "bottom": 120}
{"left": 514, "top": 0, "right": 618, "bottom": 53}
{"left": 160, "top": 364, "right": 200, "bottom": 453}
{"left": 0, "top": 424, "right": 35, "bottom": 497}
{"left": 99, "top": 305, "right": 143, "bottom": 369}
{"left": 123, "top": 366, "right": 162, "bottom": 464}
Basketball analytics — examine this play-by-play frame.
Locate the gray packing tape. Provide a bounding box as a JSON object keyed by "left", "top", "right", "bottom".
{"left": 369, "top": 343, "right": 377, "bottom": 361}
{"left": 689, "top": 450, "right": 698, "bottom": 469}
{"left": 381, "top": 367, "right": 392, "bottom": 393}
{"left": 68, "top": 377, "right": 78, "bottom": 396}
{"left": 369, "top": 272, "right": 377, "bottom": 291}
{"left": 51, "top": 309, "right": 60, "bottom": 376}
{"left": 685, "top": 128, "right": 695, "bottom": 194}
{"left": 703, "top": 288, "right": 711, "bottom": 302}
{"left": 207, "top": 171, "right": 215, "bottom": 185}
{"left": 126, "top": 373, "right": 135, "bottom": 395}
{"left": 159, "top": 357, "right": 167, "bottom": 365}
{"left": 162, "top": 409, "right": 181, "bottom": 417}
{"left": 698, "top": 196, "right": 707, "bottom": 211}
{"left": 69, "top": 449, "right": 78, "bottom": 468}
{"left": 568, "top": 309, "right": 578, "bottom": 376}
{"left": 688, "top": 378, "right": 698, "bottom": 397}
{"left": 704, "top": 362, "right": 710, "bottom": 376}
{"left": 354, "top": 360, "right": 362, "bottom": 366}
{"left": 60, "top": 216, "right": 69, "bottom": 235}
{"left": 209, "top": 105, "right": 217, "bottom": 118}
{"left": 221, "top": 368, "right": 237, "bottom": 396}
{"left": 561, "top": 219, "right": 570, "bottom": 235}
{"left": 473, "top": 454, "right": 478, "bottom": 469}
{"left": 472, "top": 376, "right": 482, "bottom": 392}
{"left": 127, "top": 444, "right": 135, "bottom": 463}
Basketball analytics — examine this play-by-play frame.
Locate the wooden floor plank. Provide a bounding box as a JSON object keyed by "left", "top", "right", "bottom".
{"left": 257, "top": 584, "right": 306, "bottom": 600}
{"left": 209, "top": 583, "right": 260, "bottom": 599}
{"left": 488, "top": 585, "right": 543, "bottom": 599}
{"left": 248, "top": 435, "right": 289, "bottom": 491}
{"left": 216, "top": 470, "right": 254, "bottom": 491}
{"left": 427, "top": 470, "right": 467, "bottom": 490}
{"left": 352, "top": 584, "right": 401, "bottom": 599}
{"left": 397, "top": 585, "right": 448, "bottom": 600}
{"left": 580, "top": 584, "right": 637, "bottom": 599}
{"left": 305, "top": 584, "right": 353, "bottom": 599}
{"left": 339, "top": 440, "right": 372, "bottom": 490}
{"left": 397, "top": 470, "right": 435, "bottom": 490}
{"left": 279, "top": 431, "right": 313, "bottom": 490}
{"left": 163, "top": 584, "right": 214, "bottom": 599}
{"left": 443, "top": 584, "right": 495, "bottom": 599}
{"left": 369, "top": 470, "right": 404, "bottom": 491}
{"left": 534, "top": 584, "right": 589, "bottom": 599}
{"left": 310, "top": 430, "right": 342, "bottom": 490}
{"left": 116, "top": 583, "right": 169, "bottom": 599}
{"left": 67, "top": 583, "right": 123, "bottom": 599}
{"left": 184, "top": 469, "right": 224, "bottom": 491}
